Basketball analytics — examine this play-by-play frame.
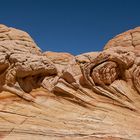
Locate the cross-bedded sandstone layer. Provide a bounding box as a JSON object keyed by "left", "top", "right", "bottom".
{"left": 0, "top": 24, "right": 139, "bottom": 140}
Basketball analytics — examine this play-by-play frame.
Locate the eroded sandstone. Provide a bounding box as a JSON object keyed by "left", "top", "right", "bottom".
{"left": 0, "top": 25, "right": 139, "bottom": 140}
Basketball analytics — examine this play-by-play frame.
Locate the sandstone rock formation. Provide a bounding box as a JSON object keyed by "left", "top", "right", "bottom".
{"left": 0, "top": 24, "right": 139, "bottom": 140}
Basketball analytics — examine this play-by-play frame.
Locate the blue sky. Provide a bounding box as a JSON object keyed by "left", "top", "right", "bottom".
{"left": 0, "top": 0, "right": 140, "bottom": 55}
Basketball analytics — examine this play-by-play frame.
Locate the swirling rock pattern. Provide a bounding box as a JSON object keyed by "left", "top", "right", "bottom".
{"left": 91, "top": 61, "right": 119, "bottom": 85}
{"left": 0, "top": 25, "right": 140, "bottom": 140}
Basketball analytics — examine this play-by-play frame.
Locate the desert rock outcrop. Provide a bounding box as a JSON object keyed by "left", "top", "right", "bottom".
{"left": 0, "top": 25, "right": 139, "bottom": 140}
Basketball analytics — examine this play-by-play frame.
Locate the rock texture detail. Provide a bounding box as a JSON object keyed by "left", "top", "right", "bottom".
{"left": 0, "top": 24, "right": 139, "bottom": 140}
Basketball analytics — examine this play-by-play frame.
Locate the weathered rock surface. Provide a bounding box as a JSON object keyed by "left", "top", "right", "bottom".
{"left": 0, "top": 25, "right": 139, "bottom": 140}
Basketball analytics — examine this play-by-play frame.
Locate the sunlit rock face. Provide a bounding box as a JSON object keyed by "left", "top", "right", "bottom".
{"left": 0, "top": 24, "right": 139, "bottom": 140}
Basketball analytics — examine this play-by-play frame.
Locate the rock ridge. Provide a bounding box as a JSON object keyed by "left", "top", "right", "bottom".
{"left": 0, "top": 24, "right": 139, "bottom": 140}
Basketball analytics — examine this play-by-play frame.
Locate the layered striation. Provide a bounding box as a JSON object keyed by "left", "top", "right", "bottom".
{"left": 0, "top": 25, "right": 139, "bottom": 140}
